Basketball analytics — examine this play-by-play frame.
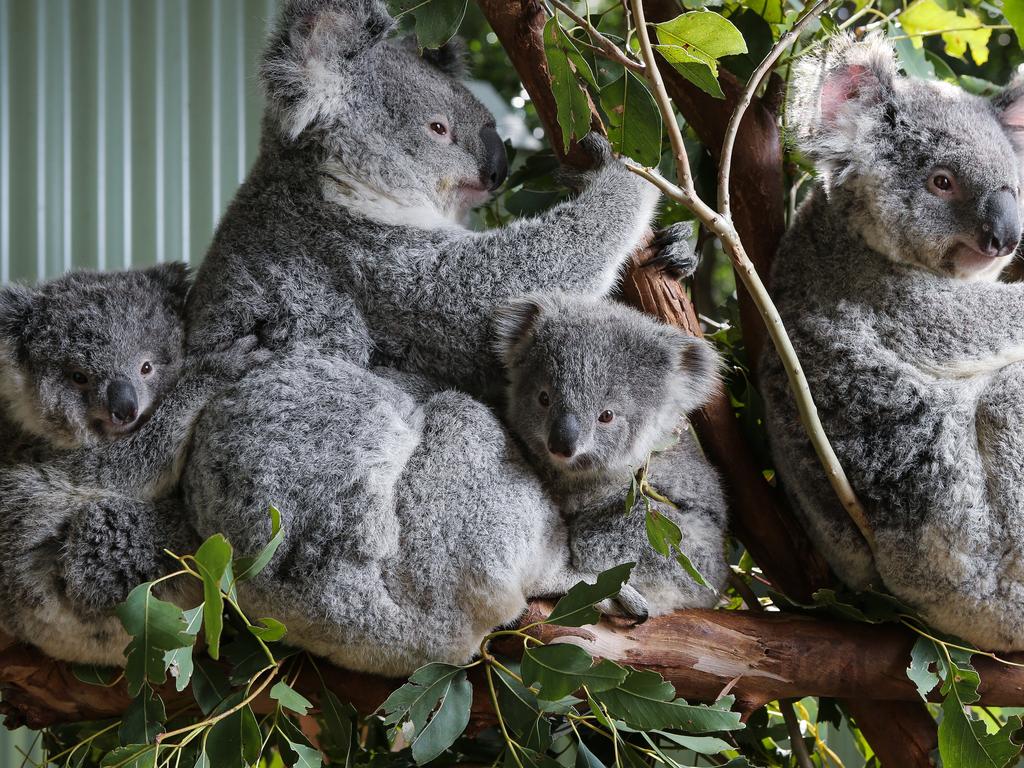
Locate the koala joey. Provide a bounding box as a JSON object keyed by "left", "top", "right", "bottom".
{"left": 760, "top": 33, "right": 1024, "bottom": 650}
{"left": 495, "top": 293, "right": 729, "bottom": 616}
{"left": 0, "top": 265, "right": 259, "bottom": 665}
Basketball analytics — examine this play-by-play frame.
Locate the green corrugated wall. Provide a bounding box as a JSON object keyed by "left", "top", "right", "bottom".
{"left": 0, "top": 0, "right": 281, "bottom": 284}
{"left": 0, "top": 1, "right": 279, "bottom": 762}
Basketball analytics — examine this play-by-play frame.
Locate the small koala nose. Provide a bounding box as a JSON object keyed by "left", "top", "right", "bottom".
{"left": 547, "top": 414, "right": 581, "bottom": 459}
{"left": 107, "top": 380, "right": 138, "bottom": 424}
{"left": 980, "top": 188, "right": 1021, "bottom": 258}
{"left": 479, "top": 125, "right": 508, "bottom": 191}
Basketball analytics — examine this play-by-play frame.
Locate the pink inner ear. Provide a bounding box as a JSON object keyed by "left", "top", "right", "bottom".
{"left": 1003, "top": 97, "right": 1024, "bottom": 131}
{"left": 820, "top": 64, "right": 874, "bottom": 125}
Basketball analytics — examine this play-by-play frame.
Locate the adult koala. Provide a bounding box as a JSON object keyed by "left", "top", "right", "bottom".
{"left": 760, "top": 33, "right": 1024, "bottom": 650}
{"left": 184, "top": 0, "right": 660, "bottom": 672}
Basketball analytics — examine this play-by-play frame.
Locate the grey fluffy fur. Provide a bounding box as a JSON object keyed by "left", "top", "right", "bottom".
{"left": 182, "top": 0, "right": 659, "bottom": 670}
{"left": 761, "top": 33, "right": 1024, "bottom": 649}
{"left": 495, "top": 294, "right": 729, "bottom": 616}
{"left": 0, "top": 266, "right": 254, "bottom": 664}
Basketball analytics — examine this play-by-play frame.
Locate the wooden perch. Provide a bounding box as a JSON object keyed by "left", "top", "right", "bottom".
{"left": 3, "top": 610, "right": 1023, "bottom": 734}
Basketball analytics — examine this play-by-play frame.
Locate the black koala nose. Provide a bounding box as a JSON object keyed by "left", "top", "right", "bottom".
{"left": 980, "top": 188, "right": 1021, "bottom": 258}
{"left": 548, "top": 414, "right": 581, "bottom": 459}
{"left": 479, "top": 125, "right": 508, "bottom": 191}
{"left": 107, "top": 380, "right": 138, "bottom": 424}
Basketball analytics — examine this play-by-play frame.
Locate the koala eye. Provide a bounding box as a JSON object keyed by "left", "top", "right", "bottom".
{"left": 927, "top": 169, "right": 959, "bottom": 199}
{"left": 140, "top": 361, "right": 153, "bottom": 376}
{"left": 69, "top": 371, "right": 89, "bottom": 387}
{"left": 538, "top": 391, "right": 550, "bottom": 407}
{"left": 427, "top": 118, "right": 452, "bottom": 143}
{"left": 598, "top": 410, "right": 615, "bottom": 424}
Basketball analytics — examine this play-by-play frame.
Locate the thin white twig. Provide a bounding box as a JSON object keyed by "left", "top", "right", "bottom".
{"left": 718, "top": 0, "right": 834, "bottom": 218}
{"left": 626, "top": 0, "right": 876, "bottom": 551}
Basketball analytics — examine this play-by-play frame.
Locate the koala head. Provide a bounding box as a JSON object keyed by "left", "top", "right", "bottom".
{"left": 261, "top": 0, "right": 507, "bottom": 224}
{"left": 493, "top": 294, "right": 720, "bottom": 480}
{"left": 0, "top": 264, "right": 191, "bottom": 448}
{"left": 789, "top": 33, "right": 1024, "bottom": 281}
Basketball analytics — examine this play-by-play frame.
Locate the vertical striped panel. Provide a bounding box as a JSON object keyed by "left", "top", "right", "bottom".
{"left": 0, "top": 0, "right": 279, "bottom": 283}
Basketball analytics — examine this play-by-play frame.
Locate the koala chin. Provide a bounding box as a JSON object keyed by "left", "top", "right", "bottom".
{"left": 761, "top": 32, "right": 1024, "bottom": 651}
{"left": 494, "top": 293, "right": 730, "bottom": 617}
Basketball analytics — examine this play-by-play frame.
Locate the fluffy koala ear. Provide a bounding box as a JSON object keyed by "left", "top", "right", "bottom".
{"left": 143, "top": 263, "right": 192, "bottom": 315}
{"left": 422, "top": 37, "right": 469, "bottom": 79}
{"left": 0, "top": 283, "right": 36, "bottom": 359}
{"left": 663, "top": 331, "right": 721, "bottom": 414}
{"left": 994, "top": 74, "right": 1024, "bottom": 151}
{"left": 788, "top": 33, "right": 896, "bottom": 163}
{"left": 491, "top": 296, "right": 548, "bottom": 365}
{"left": 261, "top": 0, "right": 396, "bottom": 139}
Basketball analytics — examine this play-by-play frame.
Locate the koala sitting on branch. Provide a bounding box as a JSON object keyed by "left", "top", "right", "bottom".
{"left": 495, "top": 293, "right": 730, "bottom": 616}
{"left": 183, "top": 0, "right": 671, "bottom": 667}
{"left": 760, "top": 33, "right": 1024, "bottom": 650}
{"left": 0, "top": 266, "right": 256, "bottom": 665}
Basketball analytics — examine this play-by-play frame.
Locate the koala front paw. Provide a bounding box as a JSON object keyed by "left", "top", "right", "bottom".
{"left": 647, "top": 222, "right": 698, "bottom": 280}
{"left": 596, "top": 584, "right": 650, "bottom": 626}
{"left": 556, "top": 133, "right": 617, "bottom": 191}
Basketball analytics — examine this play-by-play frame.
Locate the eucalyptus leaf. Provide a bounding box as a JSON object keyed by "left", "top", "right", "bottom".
{"left": 907, "top": 637, "right": 941, "bottom": 700}
{"left": 165, "top": 605, "right": 203, "bottom": 692}
{"left": 234, "top": 506, "right": 285, "bottom": 583}
{"left": 381, "top": 663, "right": 473, "bottom": 764}
{"left": 318, "top": 688, "right": 357, "bottom": 768}
{"left": 544, "top": 17, "right": 594, "bottom": 152}
{"left": 249, "top": 617, "right": 287, "bottom": 642}
{"left": 594, "top": 669, "right": 744, "bottom": 732}
{"left": 271, "top": 680, "right": 314, "bottom": 716}
{"left": 118, "top": 684, "right": 166, "bottom": 746}
{"left": 521, "top": 644, "right": 626, "bottom": 701}
{"left": 206, "top": 696, "right": 262, "bottom": 768}
{"left": 546, "top": 563, "right": 635, "bottom": 627}
{"left": 99, "top": 744, "right": 158, "bottom": 768}
{"left": 72, "top": 664, "right": 122, "bottom": 687}
{"left": 194, "top": 534, "right": 233, "bottom": 660}
{"left": 389, "top": 0, "right": 468, "bottom": 49}
{"left": 117, "top": 582, "right": 195, "bottom": 696}
{"left": 191, "top": 657, "right": 233, "bottom": 716}
{"left": 600, "top": 72, "right": 662, "bottom": 166}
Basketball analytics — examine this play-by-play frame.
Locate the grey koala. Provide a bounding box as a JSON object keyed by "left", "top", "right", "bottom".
{"left": 182, "top": 0, "right": 662, "bottom": 663}
{"left": 494, "top": 293, "right": 729, "bottom": 616}
{"left": 760, "top": 33, "right": 1024, "bottom": 650}
{"left": 188, "top": 350, "right": 647, "bottom": 677}
{"left": 0, "top": 266, "right": 252, "bottom": 665}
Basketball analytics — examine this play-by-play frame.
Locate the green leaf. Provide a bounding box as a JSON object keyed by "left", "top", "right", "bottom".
{"left": 100, "top": 745, "right": 159, "bottom": 768}
{"left": 223, "top": 629, "right": 274, "bottom": 685}
{"left": 249, "top": 617, "right": 287, "bottom": 642}
{"left": 72, "top": 664, "right": 122, "bottom": 686}
{"left": 271, "top": 681, "right": 314, "bottom": 716}
{"left": 625, "top": 474, "right": 639, "bottom": 514}
{"left": 939, "top": 700, "right": 1022, "bottom": 768}
{"left": 193, "top": 750, "right": 210, "bottom": 768}
{"left": 600, "top": 72, "right": 662, "bottom": 167}
{"left": 119, "top": 684, "right": 166, "bottom": 746}
{"left": 195, "top": 534, "right": 233, "bottom": 660}
{"left": 389, "top": 0, "right": 468, "bottom": 49}
{"left": 899, "top": 0, "right": 992, "bottom": 65}
{"left": 594, "top": 669, "right": 744, "bottom": 732}
{"left": 192, "top": 657, "right": 233, "bottom": 716}
{"left": 521, "top": 645, "right": 627, "bottom": 701}
{"left": 318, "top": 689, "right": 357, "bottom": 768}
{"left": 278, "top": 716, "right": 325, "bottom": 768}
{"left": 675, "top": 550, "right": 711, "bottom": 590}
{"left": 234, "top": 506, "right": 285, "bottom": 583}
{"left": 117, "top": 583, "right": 196, "bottom": 696}
{"left": 493, "top": 665, "right": 543, "bottom": 734}
{"left": 544, "top": 17, "right": 594, "bottom": 152}
{"left": 546, "top": 564, "right": 635, "bottom": 627}
{"left": 381, "top": 663, "right": 472, "bottom": 765}
{"left": 1006, "top": 0, "right": 1024, "bottom": 46}
{"left": 165, "top": 605, "right": 203, "bottom": 693}
{"left": 206, "top": 697, "right": 262, "bottom": 768}
{"left": 655, "top": 731, "right": 733, "bottom": 755}
{"left": 907, "top": 637, "right": 941, "bottom": 701}
{"left": 574, "top": 738, "right": 605, "bottom": 768}
{"left": 654, "top": 11, "right": 747, "bottom": 99}
{"left": 742, "top": 0, "right": 782, "bottom": 24}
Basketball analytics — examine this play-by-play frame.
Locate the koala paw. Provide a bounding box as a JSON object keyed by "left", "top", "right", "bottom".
{"left": 596, "top": 584, "right": 650, "bottom": 626}
{"left": 195, "top": 335, "right": 272, "bottom": 380}
{"left": 556, "top": 133, "right": 617, "bottom": 191}
{"left": 647, "top": 222, "right": 698, "bottom": 280}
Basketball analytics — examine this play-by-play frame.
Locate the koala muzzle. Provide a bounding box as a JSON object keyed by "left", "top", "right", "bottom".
{"left": 480, "top": 125, "right": 508, "bottom": 191}
{"left": 107, "top": 380, "right": 139, "bottom": 424}
{"left": 548, "top": 414, "right": 581, "bottom": 459}
{"left": 979, "top": 188, "right": 1021, "bottom": 258}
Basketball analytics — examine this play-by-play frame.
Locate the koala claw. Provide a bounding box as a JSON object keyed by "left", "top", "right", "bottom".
{"left": 647, "top": 222, "right": 698, "bottom": 280}
{"left": 596, "top": 584, "right": 650, "bottom": 625}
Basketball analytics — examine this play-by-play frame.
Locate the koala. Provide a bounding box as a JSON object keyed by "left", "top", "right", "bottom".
{"left": 759, "top": 33, "right": 1024, "bottom": 650}
{"left": 182, "top": 0, "right": 662, "bottom": 657}
{"left": 494, "top": 293, "right": 729, "bottom": 616}
{"left": 187, "top": 350, "right": 647, "bottom": 677}
{"left": 0, "top": 266, "right": 253, "bottom": 665}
